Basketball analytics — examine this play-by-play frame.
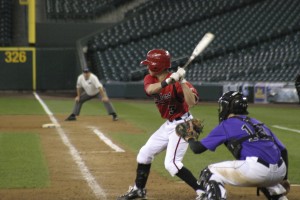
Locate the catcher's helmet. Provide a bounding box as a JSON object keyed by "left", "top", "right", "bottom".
{"left": 218, "top": 91, "right": 248, "bottom": 123}
{"left": 140, "top": 49, "right": 171, "bottom": 75}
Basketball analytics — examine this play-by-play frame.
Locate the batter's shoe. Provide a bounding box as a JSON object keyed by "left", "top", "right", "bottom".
{"left": 65, "top": 114, "right": 76, "bottom": 121}
{"left": 117, "top": 186, "right": 147, "bottom": 200}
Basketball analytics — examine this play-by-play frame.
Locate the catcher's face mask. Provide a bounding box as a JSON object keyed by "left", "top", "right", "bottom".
{"left": 218, "top": 98, "right": 230, "bottom": 123}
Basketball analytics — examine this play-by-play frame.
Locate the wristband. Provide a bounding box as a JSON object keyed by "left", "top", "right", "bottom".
{"left": 161, "top": 80, "right": 168, "bottom": 88}
{"left": 161, "top": 78, "right": 171, "bottom": 88}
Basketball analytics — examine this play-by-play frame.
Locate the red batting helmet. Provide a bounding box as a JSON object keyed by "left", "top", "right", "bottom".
{"left": 140, "top": 49, "right": 171, "bottom": 74}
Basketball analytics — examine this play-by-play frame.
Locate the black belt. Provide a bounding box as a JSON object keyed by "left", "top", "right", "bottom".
{"left": 257, "top": 158, "right": 283, "bottom": 168}
{"left": 169, "top": 112, "right": 190, "bottom": 122}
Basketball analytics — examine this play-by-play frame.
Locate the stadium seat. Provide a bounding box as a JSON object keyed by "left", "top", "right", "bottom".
{"left": 85, "top": 0, "right": 300, "bottom": 83}
{"left": 45, "top": 0, "right": 131, "bottom": 20}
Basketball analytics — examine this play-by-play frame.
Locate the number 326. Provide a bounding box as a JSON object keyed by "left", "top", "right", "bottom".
{"left": 5, "top": 51, "right": 27, "bottom": 63}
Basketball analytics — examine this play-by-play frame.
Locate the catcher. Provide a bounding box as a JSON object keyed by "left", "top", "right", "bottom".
{"left": 176, "top": 91, "right": 290, "bottom": 200}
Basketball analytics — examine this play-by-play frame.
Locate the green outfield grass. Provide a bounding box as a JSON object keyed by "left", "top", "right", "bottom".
{"left": 0, "top": 133, "right": 49, "bottom": 188}
{"left": 0, "top": 97, "right": 45, "bottom": 115}
{"left": 0, "top": 94, "right": 299, "bottom": 187}
{"left": 0, "top": 95, "right": 48, "bottom": 188}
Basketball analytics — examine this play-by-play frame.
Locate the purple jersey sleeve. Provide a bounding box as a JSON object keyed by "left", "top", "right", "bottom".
{"left": 200, "top": 116, "right": 285, "bottom": 163}
{"left": 200, "top": 125, "right": 227, "bottom": 151}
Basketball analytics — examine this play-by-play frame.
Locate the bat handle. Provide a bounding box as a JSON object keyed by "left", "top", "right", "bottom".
{"left": 182, "top": 62, "right": 189, "bottom": 69}
{"left": 182, "top": 58, "right": 193, "bottom": 69}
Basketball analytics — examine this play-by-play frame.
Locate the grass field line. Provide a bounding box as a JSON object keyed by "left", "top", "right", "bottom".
{"left": 33, "top": 92, "right": 107, "bottom": 200}
{"left": 79, "top": 151, "right": 123, "bottom": 154}
{"left": 88, "top": 126, "right": 125, "bottom": 152}
{"left": 272, "top": 125, "right": 300, "bottom": 133}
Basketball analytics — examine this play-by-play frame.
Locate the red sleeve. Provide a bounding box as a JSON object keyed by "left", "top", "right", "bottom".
{"left": 144, "top": 74, "right": 158, "bottom": 96}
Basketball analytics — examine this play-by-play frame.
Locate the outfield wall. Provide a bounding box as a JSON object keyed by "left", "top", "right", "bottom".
{"left": 36, "top": 48, "right": 79, "bottom": 90}
{"left": 104, "top": 82, "right": 224, "bottom": 101}
{"left": 0, "top": 47, "right": 35, "bottom": 90}
{"left": 36, "top": 22, "right": 112, "bottom": 47}
{"left": 0, "top": 47, "right": 79, "bottom": 91}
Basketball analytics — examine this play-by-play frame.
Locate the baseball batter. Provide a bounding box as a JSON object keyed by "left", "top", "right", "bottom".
{"left": 117, "top": 49, "right": 205, "bottom": 200}
{"left": 65, "top": 67, "right": 118, "bottom": 121}
{"left": 188, "top": 91, "right": 289, "bottom": 200}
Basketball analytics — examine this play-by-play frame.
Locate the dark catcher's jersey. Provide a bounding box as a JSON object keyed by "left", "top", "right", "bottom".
{"left": 201, "top": 115, "right": 286, "bottom": 164}
{"left": 144, "top": 73, "right": 198, "bottom": 121}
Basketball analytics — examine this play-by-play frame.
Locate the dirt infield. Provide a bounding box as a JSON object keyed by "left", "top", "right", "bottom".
{"left": 0, "top": 114, "right": 298, "bottom": 200}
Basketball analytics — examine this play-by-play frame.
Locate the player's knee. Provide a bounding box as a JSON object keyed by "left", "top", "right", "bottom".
{"left": 77, "top": 98, "right": 85, "bottom": 103}
{"left": 164, "top": 161, "right": 183, "bottom": 176}
{"left": 136, "top": 147, "right": 154, "bottom": 164}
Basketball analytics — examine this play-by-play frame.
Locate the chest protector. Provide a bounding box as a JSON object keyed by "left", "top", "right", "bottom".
{"left": 225, "top": 116, "right": 274, "bottom": 159}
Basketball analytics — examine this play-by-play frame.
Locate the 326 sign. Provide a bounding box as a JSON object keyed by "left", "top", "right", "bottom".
{"left": 4, "top": 50, "right": 27, "bottom": 63}
{"left": 0, "top": 48, "right": 36, "bottom": 90}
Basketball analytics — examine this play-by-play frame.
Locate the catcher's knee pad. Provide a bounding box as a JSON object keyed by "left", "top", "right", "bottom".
{"left": 205, "top": 180, "right": 226, "bottom": 200}
{"left": 198, "top": 167, "right": 213, "bottom": 189}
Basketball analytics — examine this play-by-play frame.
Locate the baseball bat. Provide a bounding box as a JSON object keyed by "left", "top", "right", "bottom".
{"left": 182, "top": 32, "right": 215, "bottom": 69}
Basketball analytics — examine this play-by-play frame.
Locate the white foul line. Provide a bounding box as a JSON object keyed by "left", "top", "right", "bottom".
{"left": 89, "top": 126, "right": 125, "bottom": 152}
{"left": 272, "top": 125, "right": 300, "bottom": 133}
{"left": 33, "top": 92, "right": 106, "bottom": 199}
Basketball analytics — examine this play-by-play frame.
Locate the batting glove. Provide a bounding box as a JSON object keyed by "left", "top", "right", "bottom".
{"left": 176, "top": 67, "right": 186, "bottom": 78}
{"left": 167, "top": 72, "right": 180, "bottom": 84}
{"left": 180, "top": 78, "right": 187, "bottom": 84}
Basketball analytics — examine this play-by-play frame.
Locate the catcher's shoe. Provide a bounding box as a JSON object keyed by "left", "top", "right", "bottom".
{"left": 195, "top": 192, "right": 207, "bottom": 200}
{"left": 257, "top": 187, "right": 288, "bottom": 200}
{"left": 117, "top": 186, "right": 147, "bottom": 200}
{"left": 278, "top": 195, "right": 288, "bottom": 200}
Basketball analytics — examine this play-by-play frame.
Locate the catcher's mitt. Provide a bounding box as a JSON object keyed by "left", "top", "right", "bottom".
{"left": 280, "top": 179, "right": 291, "bottom": 195}
{"left": 175, "top": 119, "right": 204, "bottom": 142}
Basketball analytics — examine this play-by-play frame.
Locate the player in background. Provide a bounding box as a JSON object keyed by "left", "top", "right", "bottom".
{"left": 65, "top": 67, "right": 118, "bottom": 121}
{"left": 117, "top": 49, "right": 205, "bottom": 200}
{"left": 187, "top": 91, "right": 289, "bottom": 200}
{"left": 295, "top": 73, "right": 300, "bottom": 104}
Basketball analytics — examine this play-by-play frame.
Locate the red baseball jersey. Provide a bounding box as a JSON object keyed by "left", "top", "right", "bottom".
{"left": 144, "top": 73, "right": 199, "bottom": 121}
